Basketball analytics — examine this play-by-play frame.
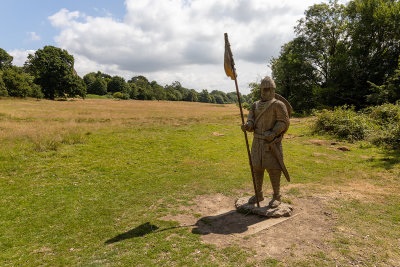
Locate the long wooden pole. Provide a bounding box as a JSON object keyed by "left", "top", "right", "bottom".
{"left": 225, "top": 33, "right": 260, "bottom": 207}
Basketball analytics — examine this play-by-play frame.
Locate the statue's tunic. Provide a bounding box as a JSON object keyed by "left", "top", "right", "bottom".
{"left": 247, "top": 99, "right": 290, "bottom": 170}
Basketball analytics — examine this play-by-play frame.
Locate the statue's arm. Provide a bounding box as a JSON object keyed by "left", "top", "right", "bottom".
{"left": 271, "top": 101, "right": 290, "bottom": 136}
{"left": 245, "top": 102, "right": 256, "bottom": 132}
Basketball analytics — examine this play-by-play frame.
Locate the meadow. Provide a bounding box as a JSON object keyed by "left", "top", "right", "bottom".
{"left": 1, "top": 98, "right": 399, "bottom": 266}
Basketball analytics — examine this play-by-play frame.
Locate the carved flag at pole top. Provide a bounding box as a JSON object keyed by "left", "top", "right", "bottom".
{"left": 224, "top": 33, "right": 236, "bottom": 80}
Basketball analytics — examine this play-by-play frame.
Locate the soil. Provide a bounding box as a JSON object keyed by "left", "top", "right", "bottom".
{"left": 160, "top": 192, "right": 336, "bottom": 260}
{"left": 308, "top": 139, "right": 351, "bottom": 152}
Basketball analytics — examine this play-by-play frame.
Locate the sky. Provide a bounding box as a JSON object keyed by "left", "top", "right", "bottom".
{"left": 1, "top": 0, "right": 333, "bottom": 94}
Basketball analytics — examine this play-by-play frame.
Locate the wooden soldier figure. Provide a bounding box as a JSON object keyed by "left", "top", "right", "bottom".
{"left": 241, "top": 76, "right": 291, "bottom": 208}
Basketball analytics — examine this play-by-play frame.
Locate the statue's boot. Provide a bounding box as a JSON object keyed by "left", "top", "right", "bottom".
{"left": 248, "top": 167, "right": 265, "bottom": 204}
{"left": 268, "top": 169, "right": 282, "bottom": 208}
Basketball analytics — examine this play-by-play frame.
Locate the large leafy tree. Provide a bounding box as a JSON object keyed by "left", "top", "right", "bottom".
{"left": 25, "top": 46, "right": 86, "bottom": 99}
{"left": 107, "top": 75, "right": 128, "bottom": 94}
{"left": 295, "top": 0, "right": 347, "bottom": 86}
{"left": 84, "top": 71, "right": 110, "bottom": 95}
{"left": 367, "top": 56, "right": 400, "bottom": 104}
{"left": 346, "top": 0, "right": 400, "bottom": 105}
{"left": 271, "top": 0, "right": 400, "bottom": 111}
{"left": 129, "top": 75, "right": 153, "bottom": 100}
{"left": 184, "top": 89, "right": 198, "bottom": 102}
{"left": 2, "top": 66, "right": 41, "bottom": 98}
{"left": 150, "top": 81, "right": 166, "bottom": 100}
{"left": 198, "top": 89, "right": 212, "bottom": 103}
{"left": 271, "top": 37, "right": 319, "bottom": 111}
{"left": 0, "top": 48, "right": 13, "bottom": 70}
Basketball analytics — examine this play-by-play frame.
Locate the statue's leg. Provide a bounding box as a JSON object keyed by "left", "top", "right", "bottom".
{"left": 267, "top": 169, "right": 282, "bottom": 208}
{"left": 248, "top": 166, "right": 265, "bottom": 203}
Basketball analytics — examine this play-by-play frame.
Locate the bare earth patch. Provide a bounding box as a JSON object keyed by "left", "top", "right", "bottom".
{"left": 160, "top": 193, "right": 335, "bottom": 260}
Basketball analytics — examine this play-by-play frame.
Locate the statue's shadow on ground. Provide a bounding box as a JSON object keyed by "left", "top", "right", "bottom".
{"left": 192, "top": 210, "right": 266, "bottom": 235}
{"left": 105, "top": 222, "right": 160, "bottom": 244}
{"left": 105, "top": 211, "right": 267, "bottom": 244}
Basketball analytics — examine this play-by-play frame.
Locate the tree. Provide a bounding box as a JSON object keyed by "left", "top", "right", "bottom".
{"left": 25, "top": 46, "right": 86, "bottom": 99}
{"left": 367, "top": 56, "right": 400, "bottom": 104}
{"left": 210, "top": 90, "right": 228, "bottom": 103}
{"left": 89, "top": 77, "right": 107, "bottom": 95}
{"left": 0, "top": 48, "right": 13, "bottom": 70}
{"left": 84, "top": 71, "right": 110, "bottom": 95}
{"left": 30, "top": 83, "right": 44, "bottom": 99}
{"left": 184, "top": 89, "right": 198, "bottom": 102}
{"left": 170, "top": 81, "right": 187, "bottom": 98}
{"left": 83, "top": 72, "right": 96, "bottom": 89}
{"left": 271, "top": 37, "right": 318, "bottom": 111}
{"left": 107, "top": 76, "right": 128, "bottom": 94}
{"left": 295, "top": 1, "right": 347, "bottom": 86}
{"left": 2, "top": 67, "right": 33, "bottom": 97}
{"left": 127, "top": 83, "right": 138, "bottom": 99}
{"left": 346, "top": 0, "right": 400, "bottom": 106}
{"left": 150, "top": 81, "right": 166, "bottom": 100}
{"left": 271, "top": 0, "right": 400, "bottom": 110}
{"left": 213, "top": 94, "right": 224, "bottom": 104}
{"left": 129, "top": 75, "right": 153, "bottom": 100}
{"left": 226, "top": 92, "right": 238, "bottom": 103}
{"left": 0, "top": 71, "right": 8, "bottom": 96}
{"left": 199, "top": 89, "right": 212, "bottom": 103}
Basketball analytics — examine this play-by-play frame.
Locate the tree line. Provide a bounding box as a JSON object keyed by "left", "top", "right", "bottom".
{"left": 82, "top": 71, "right": 249, "bottom": 104}
{"left": 0, "top": 46, "right": 249, "bottom": 105}
{"left": 270, "top": 0, "right": 400, "bottom": 112}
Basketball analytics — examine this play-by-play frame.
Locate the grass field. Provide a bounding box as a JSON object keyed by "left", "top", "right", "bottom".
{"left": 1, "top": 98, "right": 399, "bottom": 266}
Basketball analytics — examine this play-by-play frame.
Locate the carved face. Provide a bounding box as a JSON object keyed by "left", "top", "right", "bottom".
{"left": 260, "top": 85, "right": 274, "bottom": 101}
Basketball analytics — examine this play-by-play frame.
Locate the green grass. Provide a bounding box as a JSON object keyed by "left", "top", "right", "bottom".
{"left": 85, "top": 94, "right": 110, "bottom": 99}
{"left": 1, "top": 100, "right": 400, "bottom": 266}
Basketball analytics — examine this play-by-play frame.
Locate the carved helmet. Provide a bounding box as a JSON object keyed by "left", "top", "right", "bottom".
{"left": 260, "top": 76, "right": 276, "bottom": 89}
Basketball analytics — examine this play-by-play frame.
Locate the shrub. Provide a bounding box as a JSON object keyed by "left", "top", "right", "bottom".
{"left": 314, "top": 103, "right": 400, "bottom": 149}
{"left": 113, "top": 92, "right": 129, "bottom": 100}
{"left": 113, "top": 92, "right": 123, "bottom": 99}
{"left": 314, "top": 106, "right": 371, "bottom": 141}
{"left": 366, "top": 103, "right": 400, "bottom": 125}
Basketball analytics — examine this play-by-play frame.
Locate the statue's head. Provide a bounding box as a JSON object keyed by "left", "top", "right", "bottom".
{"left": 260, "top": 76, "right": 275, "bottom": 101}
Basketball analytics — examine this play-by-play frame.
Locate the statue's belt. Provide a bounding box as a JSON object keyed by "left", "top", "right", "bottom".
{"left": 253, "top": 133, "right": 272, "bottom": 140}
{"left": 253, "top": 132, "right": 279, "bottom": 151}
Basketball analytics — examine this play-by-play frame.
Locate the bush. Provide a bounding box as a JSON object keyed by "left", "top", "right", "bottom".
{"left": 113, "top": 92, "right": 129, "bottom": 100}
{"left": 314, "top": 103, "right": 400, "bottom": 149}
{"left": 366, "top": 103, "right": 400, "bottom": 125}
{"left": 367, "top": 104, "right": 400, "bottom": 148}
{"left": 314, "top": 106, "right": 371, "bottom": 141}
{"left": 370, "top": 124, "right": 400, "bottom": 148}
{"left": 113, "top": 92, "right": 123, "bottom": 99}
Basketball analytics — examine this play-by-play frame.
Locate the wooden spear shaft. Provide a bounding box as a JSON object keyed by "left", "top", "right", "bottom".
{"left": 225, "top": 33, "right": 260, "bottom": 207}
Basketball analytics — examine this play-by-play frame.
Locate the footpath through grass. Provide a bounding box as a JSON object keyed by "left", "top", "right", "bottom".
{"left": 0, "top": 99, "right": 399, "bottom": 266}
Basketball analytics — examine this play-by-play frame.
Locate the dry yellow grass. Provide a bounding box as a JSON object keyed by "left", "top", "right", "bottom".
{"left": 0, "top": 98, "right": 241, "bottom": 150}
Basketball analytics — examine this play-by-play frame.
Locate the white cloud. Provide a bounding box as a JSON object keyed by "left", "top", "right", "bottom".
{"left": 49, "top": 0, "right": 329, "bottom": 93}
{"left": 8, "top": 49, "right": 36, "bottom": 66}
{"left": 28, "top": 32, "right": 41, "bottom": 41}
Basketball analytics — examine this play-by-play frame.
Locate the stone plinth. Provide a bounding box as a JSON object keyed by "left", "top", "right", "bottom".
{"left": 235, "top": 197, "right": 293, "bottom": 217}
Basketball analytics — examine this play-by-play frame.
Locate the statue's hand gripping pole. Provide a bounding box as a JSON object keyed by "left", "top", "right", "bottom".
{"left": 224, "top": 33, "right": 260, "bottom": 207}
